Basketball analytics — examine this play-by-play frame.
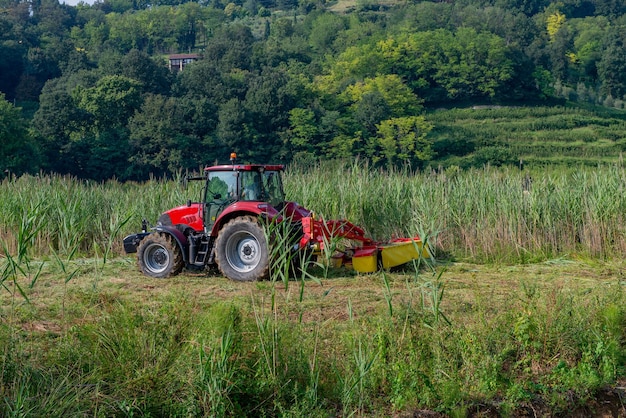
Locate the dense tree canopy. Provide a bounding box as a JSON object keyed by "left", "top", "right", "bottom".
{"left": 1, "top": 0, "right": 625, "bottom": 178}
{"left": 0, "top": 93, "right": 38, "bottom": 175}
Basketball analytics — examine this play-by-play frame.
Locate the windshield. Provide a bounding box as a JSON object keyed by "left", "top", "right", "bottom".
{"left": 206, "top": 171, "right": 237, "bottom": 201}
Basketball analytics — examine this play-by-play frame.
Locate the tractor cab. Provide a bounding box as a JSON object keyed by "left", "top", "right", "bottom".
{"left": 203, "top": 162, "right": 287, "bottom": 233}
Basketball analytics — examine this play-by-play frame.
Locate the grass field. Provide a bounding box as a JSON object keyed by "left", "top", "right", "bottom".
{"left": 2, "top": 257, "right": 625, "bottom": 416}
{"left": 2, "top": 163, "right": 626, "bottom": 416}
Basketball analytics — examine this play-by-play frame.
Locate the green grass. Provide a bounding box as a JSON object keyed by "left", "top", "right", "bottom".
{"left": 1, "top": 258, "right": 625, "bottom": 416}
{"left": 286, "top": 161, "right": 626, "bottom": 263}
{"left": 2, "top": 163, "right": 626, "bottom": 415}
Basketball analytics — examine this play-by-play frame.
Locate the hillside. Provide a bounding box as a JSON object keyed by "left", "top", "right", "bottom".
{"left": 428, "top": 103, "right": 626, "bottom": 168}
{"left": 2, "top": 0, "right": 626, "bottom": 179}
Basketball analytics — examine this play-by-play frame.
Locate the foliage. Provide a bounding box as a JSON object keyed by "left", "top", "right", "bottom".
{"left": 128, "top": 94, "right": 203, "bottom": 178}
{"left": 370, "top": 116, "right": 433, "bottom": 167}
{"left": 73, "top": 75, "right": 142, "bottom": 128}
{"left": 1, "top": 0, "right": 626, "bottom": 178}
{"left": 1, "top": 255, "right": 625, "bottom": 416}
{"left": 318, "top": 28, "right": 518, "bottom": 103}
{"left": 0, "top": 94, "right": 39, "bottom": 176}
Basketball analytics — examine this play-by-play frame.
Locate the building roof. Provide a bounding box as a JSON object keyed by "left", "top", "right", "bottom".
{"left": 168, "top": 53, "right": 199, "bottom": 60}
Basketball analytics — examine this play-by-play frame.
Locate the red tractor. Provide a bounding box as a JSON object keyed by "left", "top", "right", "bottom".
{"left": 123, "top": 154, "right": 428, "bottom": 281}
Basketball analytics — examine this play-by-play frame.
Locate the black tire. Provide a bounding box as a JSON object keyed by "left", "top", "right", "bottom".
{"left": 137, "top": 233, "right": 184, "bottom": 278}
{"left": 215, "top": 216, "right": 270, "bottom": 281}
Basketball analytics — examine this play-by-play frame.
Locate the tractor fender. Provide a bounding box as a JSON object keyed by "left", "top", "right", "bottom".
{"left": 211, "top": 201, "right": 270, "bottom": 235}
{"left": 153, "top": 225, "right": 190, "bottom": 263}
{"left": 211, "top": 210, "right": 260, "bottom": 236}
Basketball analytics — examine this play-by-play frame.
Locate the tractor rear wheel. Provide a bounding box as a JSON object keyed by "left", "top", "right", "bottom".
{"left": 137, "top": 233, "right": 184, "bottom": 278}
{"left": 215, "top": 216, "right": 269, "bottom": 281}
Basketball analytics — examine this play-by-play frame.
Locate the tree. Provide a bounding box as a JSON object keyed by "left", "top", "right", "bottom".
{"left": 452, "top": 5, "right": 537, "bottom": 48}
{"left": 495, "top": 0, "right": 550, "bottom": 16}
{"left": 99, "top": 49, "right": 172, "bottom": 95}
{"left": 318, "top": 28, "right": 516, "bottom": 104}
{"left": 368, "top": 116, "right": 433, "bottom": 167}
{"left": 64, "top": 75, "right": 143, "bottom": 179}
{"left": 174, "top": 58, "right": 248, "bottom": 103}
{"left": 32, "top": 76, "right": 92, "bottom": 174}
{"left": 0, "top": 41, "right": 25, "bottom": 100}
{"left": 593, "top": 0, "right": 626, "bottom": 17}
{"left": 216, "top": 98, "right": 249, "bottom": 157}
{"left": 343, "top": 74, "right": 423, "bottom": 118}
{"left": 128, "top": 94, "right": 202, "bottom": 178}
{"left": 106, "top": 11, "right": 148, "bottom": 53}
{"left": 243, "top": 66, "right": 297, "bottom": 160}
{"left": 0, "top": 93, "right": 39, "bottom": 175}
{"left": 245, "top": 67, "right": 293, "bottom": 126}
{"left": 202, "top": 24, "right": 255, "bottom": 72}
{"left": 251, "top": 24, "right": 312, "bottom": 68}
{"left": 314, "top": 42, "right": 384, "bottom": 100}
{"left": 569, "top": 16, "right": 609, "bottom": 83}
{"left": 306, "top": 12, "right": 347, "bottom": 54}
{"left": 284, "top": 105, "right": 343, "bottom": 160}
{"left": 546, "top": 11, "right": 567, "bottom": 42}
{"left": 598, "top": 29, "right": 626, "bottom": 98}
{"left": 73, "top": 75, "right": 142, "bottom": 128}
{"left": 78, "top": 127, "right": 133, "bottom": 180}
{"left": 286, "top": 107, "right": 318, "bottom": 154}
{"left": 546, "top": 19, "right": 574, "bottom": 82}
{"left": 391, "top": 2, "right": 454, "bottom": 32}
{"left": 427, "top": 28, "right": 515, "bottom": 100}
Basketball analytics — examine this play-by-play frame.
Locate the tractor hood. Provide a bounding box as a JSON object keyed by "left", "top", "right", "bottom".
{"left": 158, "top": 203, "right": 204, "bottom": 232}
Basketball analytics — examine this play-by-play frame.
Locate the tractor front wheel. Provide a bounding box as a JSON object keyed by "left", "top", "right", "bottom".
{"left": 215, "top": 216, "right": 269, "bottom": 281}
{"left": 137, "top": 233, "right": 184, "bottom": 278}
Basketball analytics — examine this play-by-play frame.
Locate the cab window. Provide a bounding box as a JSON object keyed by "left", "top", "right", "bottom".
{"left": 263, "top": 170, "right": 284, "bottom": 207}
{"left": 207, "top": 171, "right": 237, "bottom": 201}
{"left": 240, "top": 171, "right": 263, "bottom": 201}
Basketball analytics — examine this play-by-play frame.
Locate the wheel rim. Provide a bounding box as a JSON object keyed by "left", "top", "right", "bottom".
{"left": 144, "top": 242, "right": 170, "bottom": 274}
{"left": 225, "top": 230, "right": 261, "bottom": 273}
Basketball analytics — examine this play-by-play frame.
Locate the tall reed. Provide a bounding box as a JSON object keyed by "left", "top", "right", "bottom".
{"left": 285, "top": 160, "right": 626, "bottom": 263}
{"left": 2, "top": 162, "right": 626, "bottom": 263}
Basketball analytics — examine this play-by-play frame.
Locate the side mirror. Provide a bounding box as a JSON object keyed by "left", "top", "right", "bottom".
{"left": 187, "top": 199, "right": 192, "bottom": 207}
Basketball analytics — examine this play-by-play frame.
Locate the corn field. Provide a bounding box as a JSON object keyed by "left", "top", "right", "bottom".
{"left": 1, "top": 162, "right": 626, "bottom": 263}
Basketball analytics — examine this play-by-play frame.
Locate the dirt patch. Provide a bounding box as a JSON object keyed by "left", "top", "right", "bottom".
{"left": 22, "top": 320, "right": 62, "bottom": 333}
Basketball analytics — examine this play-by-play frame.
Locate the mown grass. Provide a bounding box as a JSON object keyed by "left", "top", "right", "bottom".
{"left": 1, "top": 258, "right": 625, "bottom": 416}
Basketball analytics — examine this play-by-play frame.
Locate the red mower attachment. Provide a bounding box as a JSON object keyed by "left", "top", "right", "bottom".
{"left": 299, "top": 216, "right": 429, "bottom": 273}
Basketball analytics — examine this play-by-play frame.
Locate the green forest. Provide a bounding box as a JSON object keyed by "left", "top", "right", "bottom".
{"left": 2, "top": 0, "right": 626, "bottom": 179}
